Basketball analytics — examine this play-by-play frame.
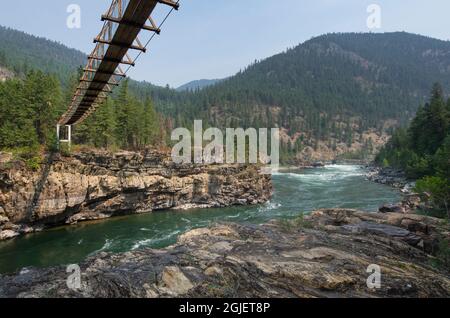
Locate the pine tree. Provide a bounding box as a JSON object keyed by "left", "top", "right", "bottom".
{"left": 425, "top": 83, "right": 448, "bottom": 155}
{"left": 90, "top": 99, "right": 116, "bottom": 148}
{"left": 142, "top": 97, "right": 159, "bottom": 146}
{"left": 0, "top": 79, "right": 37, "bottom": 148}
{"left": 434, "top": 135, "right": 450, "bottom": 180}
{"left": 377, "top": 83, "right": 450, "bottom": 180}
{"left": 0, "top": 50, "right": 6, "bottom": 66}
{"left": 23, "top": 70, "right": 62, "bottom": 146}
{"left": 114, "top": 80, "right": 131, "bottom": 149}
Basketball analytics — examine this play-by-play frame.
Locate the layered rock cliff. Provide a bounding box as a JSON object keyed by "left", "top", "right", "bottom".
{"left": 0, "top": 66, "right": 14, "bottom": 82}
{"left": 0, "top": 209, "right": 448, "bottom": 298}
{"left": 0, "top": 150, "right": 272, "bottom": 240}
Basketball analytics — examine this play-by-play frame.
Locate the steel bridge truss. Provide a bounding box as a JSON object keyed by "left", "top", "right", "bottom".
{"left": 58, "top": 0, "right": 179, "bottom": 127}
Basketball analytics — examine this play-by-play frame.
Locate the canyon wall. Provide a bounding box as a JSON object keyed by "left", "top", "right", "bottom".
{"left": 0, "top": 151, "right": 272, "bottom": 240}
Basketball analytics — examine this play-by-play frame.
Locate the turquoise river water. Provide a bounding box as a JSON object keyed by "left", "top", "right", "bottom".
{"left": 0, "top": 165, "right": 401, "bottom": 274}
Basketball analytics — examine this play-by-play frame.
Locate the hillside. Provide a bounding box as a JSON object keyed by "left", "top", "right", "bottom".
{"left": 0, "top": 25, "right": 86, "bottom": 85}
{"left": 176, "top": 79, "right": 223, "bottom": 91}
{"left": 152, "top": 32, "right": 450, "bottom": 162}
{"left": 1, "top": 27, "right": 449, "bottom": 162}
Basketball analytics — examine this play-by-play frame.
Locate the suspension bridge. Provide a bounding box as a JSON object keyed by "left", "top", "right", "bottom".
{"left": 57, "top": 0, "right": 180, "bottom": 144}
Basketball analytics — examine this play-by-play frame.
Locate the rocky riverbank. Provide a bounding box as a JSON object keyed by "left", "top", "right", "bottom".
{"left": 0, "top": 209, "right": 448, "bottom": 298}
{"left": 365, "top": 165, "right": 429, "bottom": 214}
{"left": 0, "top": 150, "right": 272, "bottom": 241}
{"left": 366, "top": 165, "right": 414, "bottom": 192}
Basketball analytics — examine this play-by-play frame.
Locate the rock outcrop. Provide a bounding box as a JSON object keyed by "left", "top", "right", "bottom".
{"left": 0, "top": 209, "right": 448, "bottom": 298}
{"left": 0, "top": 150, "right": 272, "bottom": 240}
{"left": 367, "top": 166, "right": 429, "bottom": 214}
{"left": 0, "top": 66, "right": 14, "bottom": 83}
{"left": 366, "top": 166, "right": 414, "bottom": 192}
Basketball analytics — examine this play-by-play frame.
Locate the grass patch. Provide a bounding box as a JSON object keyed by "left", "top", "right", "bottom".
{"left": 430, "top": 238, "right": 450, "bottom": 270}
{"left": 58, "top": 143, "right": 72, "bottom": 157}
{"left": 4, "top": 146, "right": 43, "bottom": 171}
{"left": 416, "top": 207, "right": 449, "bottom": 220}
{"left": 293, "top": 213, "right": 314, "bottom": 229}
{"left": 24, "top": 156, "right": 42, "bottom": 171}
{"left": 278, "top": 212, "right": 314, "bottom": 232}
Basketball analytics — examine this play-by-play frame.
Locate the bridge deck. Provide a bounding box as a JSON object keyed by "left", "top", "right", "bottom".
{"left": 59, "top": 0, "right": 178, "bottom": 126}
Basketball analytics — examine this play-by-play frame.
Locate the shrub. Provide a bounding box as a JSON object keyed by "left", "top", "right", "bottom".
{"left": 406, "top": 154, "right": 432, "bottom": 179}
{"left": 293, "top": 212, "right": 314, "bottom": 229}
{"left": 8, "top": 146, "right": 43, "bottom": 171}
{"left": 415, "top": 176, "right": 450, "bottom": 219}
{"left": 430, "top": 238, "right": 450, "bottom": 270}
{"left": 59, "top": 143, "right": 72, "bottom": 157}
{"left": 24, "top": 156, "right": 42, "bottom": 171}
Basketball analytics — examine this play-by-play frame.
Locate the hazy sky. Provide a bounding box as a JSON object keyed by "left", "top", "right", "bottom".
{"left": 1, "top": 0, "right": 449, "bottom": 87}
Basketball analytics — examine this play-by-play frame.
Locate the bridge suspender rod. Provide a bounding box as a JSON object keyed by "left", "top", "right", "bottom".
{"left": 101, "top": 15, "right": 161, "bottom": 34}
{"left": 79, "top": 79, "right": 120, "bottom": 86}
{"left": 74, "top": 92, "right": 109, "bottom": 97}
{"left": 93, "top": 39, "right": 147, "bottom": 52}
{"left": 77, "top": 87, "right": 112, "bottom": 93}
{"left": 83, "top": 68, "right": 126, "bottom": 77}
{"left": 88, "top": 55, "right": 135, "bottom": 66}
{"left": 77, "top": 95, "right": 107, "bottom": 101}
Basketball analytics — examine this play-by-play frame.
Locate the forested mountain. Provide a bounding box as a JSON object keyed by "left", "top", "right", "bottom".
{"left": 176, "top": 79, "right": 223, "bottom": 92}
{"left": 1, "top": 27, "right": 449, "bottom": 162}
{"left": 146, "top": 32, "right": 450, "bottom": 161}
{"left": 0, "top": 26, "right": 85, "bottom": 85}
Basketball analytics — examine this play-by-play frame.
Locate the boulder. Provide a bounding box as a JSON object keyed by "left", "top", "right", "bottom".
{"left": 0, "top": 152, "right": 13, "bottom": 164}
{"left": 379, "top": 204, "right": 405, "bottom": 213}
{"left": 0, "top": 230, "right": 19, "bottom": 240}
{"left": 0, "top": 214, "right": 9, "bottom": 225}
{"left": 159, "top": 266, "right": 195, "bottom": 296}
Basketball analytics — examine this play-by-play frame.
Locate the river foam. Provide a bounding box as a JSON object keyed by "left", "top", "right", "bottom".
{"left": 274, "top": 165, "right": 365, "bottom": 181}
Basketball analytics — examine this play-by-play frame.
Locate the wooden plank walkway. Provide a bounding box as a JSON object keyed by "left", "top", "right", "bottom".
{"left": 59, "top": 0, "right": 179, "bottom": 126}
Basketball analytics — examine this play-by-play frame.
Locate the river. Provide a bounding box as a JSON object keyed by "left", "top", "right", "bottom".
{"left": 0, "top": 165, "right": 401, "bottom": 274}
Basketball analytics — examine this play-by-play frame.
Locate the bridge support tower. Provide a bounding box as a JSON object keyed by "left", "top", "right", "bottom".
{"left": 56, "top": 124, "right": 72, "bottom": 150}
